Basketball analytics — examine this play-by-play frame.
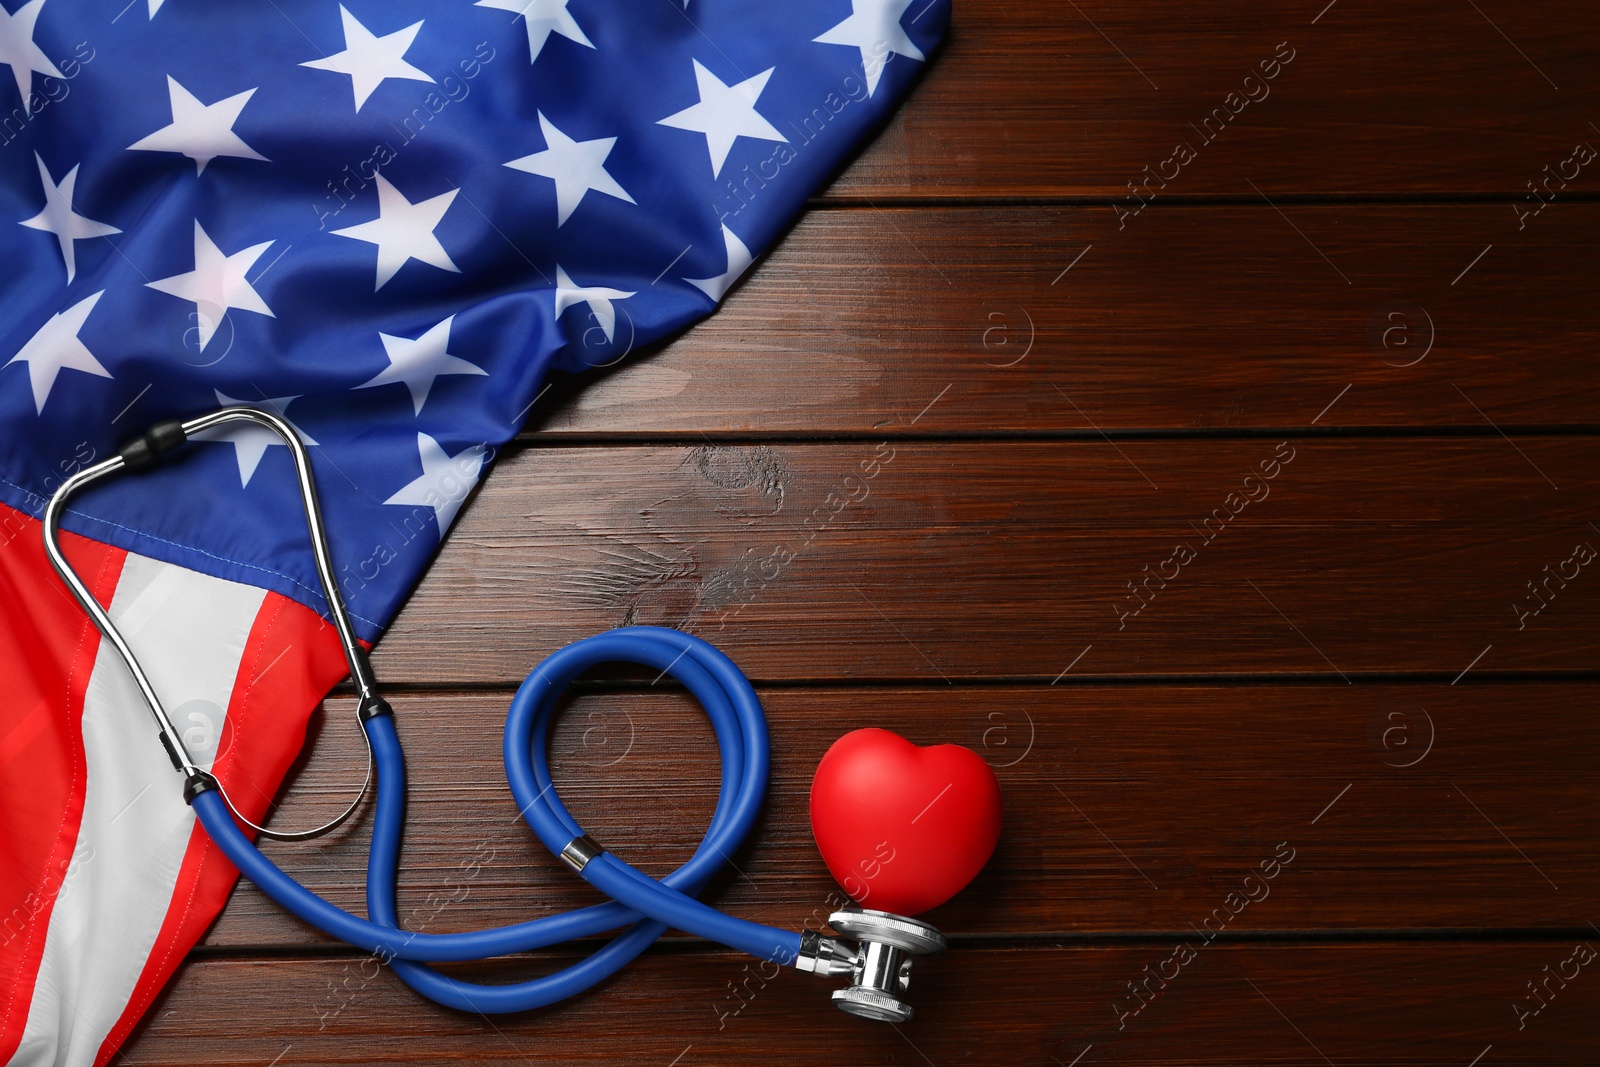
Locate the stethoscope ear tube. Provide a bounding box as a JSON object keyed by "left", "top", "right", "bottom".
{"left": 44, "top": 407, "right": 376, "bottom": 841}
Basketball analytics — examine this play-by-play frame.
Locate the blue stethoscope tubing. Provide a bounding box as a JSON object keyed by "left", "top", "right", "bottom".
{"left": 192, "top": 626, "right": 801, "bottom": 1013}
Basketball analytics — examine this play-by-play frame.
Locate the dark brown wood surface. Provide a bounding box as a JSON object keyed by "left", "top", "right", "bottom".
{"left": 372, "top": 439, "right": 1599, "bottom": 683}
{"left": 822, "top": 0, "right": 1599, "bottom": 198}
{"left": 143, "top": 945, "right": 1600, "bottom": 1066}
{"left": 533, "top": 206, "right": 1600, "bottom": 435}
{"left": 126, "top": 1, "right": 1598, "bottom": 1063}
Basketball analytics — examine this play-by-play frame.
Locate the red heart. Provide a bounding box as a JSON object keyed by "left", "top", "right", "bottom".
{"left": 809, "top": 728, "right": 1002, "bottom": 916}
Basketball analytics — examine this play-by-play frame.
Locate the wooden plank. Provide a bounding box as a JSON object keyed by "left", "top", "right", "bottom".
{"left": 202, "top": 684, "right": 1600, "bottom": 949}
{"left": 822, "top": 0, "right": 1600, "bottom": 198}
{"left": 530, "top": 206, "right": 1600, "bottom": 436}
{"left": 368, "top": 439, "right": 1600, "bottom": 684}
{"left": 130, "top": 943, "right": 1598, "bottom": 1065}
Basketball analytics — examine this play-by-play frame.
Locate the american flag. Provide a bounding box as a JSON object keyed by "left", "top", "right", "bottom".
{"left": 0, "top": 2, "right": 947, "bottom": 1063}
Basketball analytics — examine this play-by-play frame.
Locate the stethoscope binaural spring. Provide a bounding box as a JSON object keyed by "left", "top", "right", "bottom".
{"left": 42, "top": 406, "right": 946, "bottom": 1020}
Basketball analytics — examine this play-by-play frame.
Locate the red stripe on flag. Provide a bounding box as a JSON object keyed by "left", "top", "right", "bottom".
{"left": 92, "top": 590, "right": 348, "bottom": 1066}
{"left": 0, "top": 505, "right": 127, "bottom": 1066}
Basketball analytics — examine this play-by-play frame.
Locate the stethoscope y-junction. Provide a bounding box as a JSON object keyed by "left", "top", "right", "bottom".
{"left": 44, "top": 406, "right": 955, "bottom": 1021}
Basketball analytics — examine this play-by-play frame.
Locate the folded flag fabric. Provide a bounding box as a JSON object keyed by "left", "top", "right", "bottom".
{"left": 0, "top": 1, "right": 948, "bottom": 1063}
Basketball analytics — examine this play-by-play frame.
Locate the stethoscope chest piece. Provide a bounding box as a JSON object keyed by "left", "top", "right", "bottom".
{"left": 798, "top": 907, "right": 946, "bottom": 1022}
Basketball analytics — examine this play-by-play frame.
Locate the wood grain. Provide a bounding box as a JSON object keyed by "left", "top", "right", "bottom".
{"left": 201, "top": 684, "right": 1600, "bottom": 950}
{"left": 129, "top": 943, "right": 1598, "bottom": 1065}
{"left": 821, "top": 0, "right": 1600, "bottom": 198}
{"left": 369, "top": 439, "right": 1600, "bottom": 685}
{"left": 529, "top": 205, "right": 1600, "bottom": 436}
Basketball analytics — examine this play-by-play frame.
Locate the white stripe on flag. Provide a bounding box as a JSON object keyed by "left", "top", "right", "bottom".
{"left": 12, "top": 553, "right": 266, "bottom": 1067}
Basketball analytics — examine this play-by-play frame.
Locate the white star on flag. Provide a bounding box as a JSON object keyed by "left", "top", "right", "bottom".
{"left": 20, "top": 154, "right": 121, "bottom": 283}
{"left": 812, "top": 0, "right": 926, "bottom": 96}
{"left": 331, "top": 174, "right": 459, "bottom": 290}
{"left": 0, "top": 0, "right": 61, "bottom": 115}
{"left": 127, "top": 76, "right": 268, "bottom": 174}
{"left": 300, "top": 5, "right": 433, "bottom": 111}
{"left": 476, "top": 0, "right": 592, "bottom": 64}
{"left": 384, "top": 432, "right": 488, "bottom": 537}
{"left": 554, "top": 265, "right": 633, "bottom": 343}
{"left": 145, "top": 221, "right": 276, "bottom": 351}
{"left": 685, "top": 224, "right": 753, "bottom": 302}
{"left": 357, "top": 315, "right": 486, "bottom": 415}
{"left": 5, "top": 290, "right": 110, "bottom": 414}
{"left": 505, "top": 113, "right": 634, "bottom": 226}
{"left": 192, "top": 391, "right": 318, "bottom": 487}
{"left": 657, "top": 60, "right": 786, "bottom": 178}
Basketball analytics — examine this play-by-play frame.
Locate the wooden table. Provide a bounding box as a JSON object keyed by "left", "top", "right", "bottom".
{"left": 128, "top": 1, "right": 1600, "bottom": 1063}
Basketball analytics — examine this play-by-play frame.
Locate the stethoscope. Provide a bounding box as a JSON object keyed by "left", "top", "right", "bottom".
{"left": 42, "top": 406, "right": 946, "bottom": 1021}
